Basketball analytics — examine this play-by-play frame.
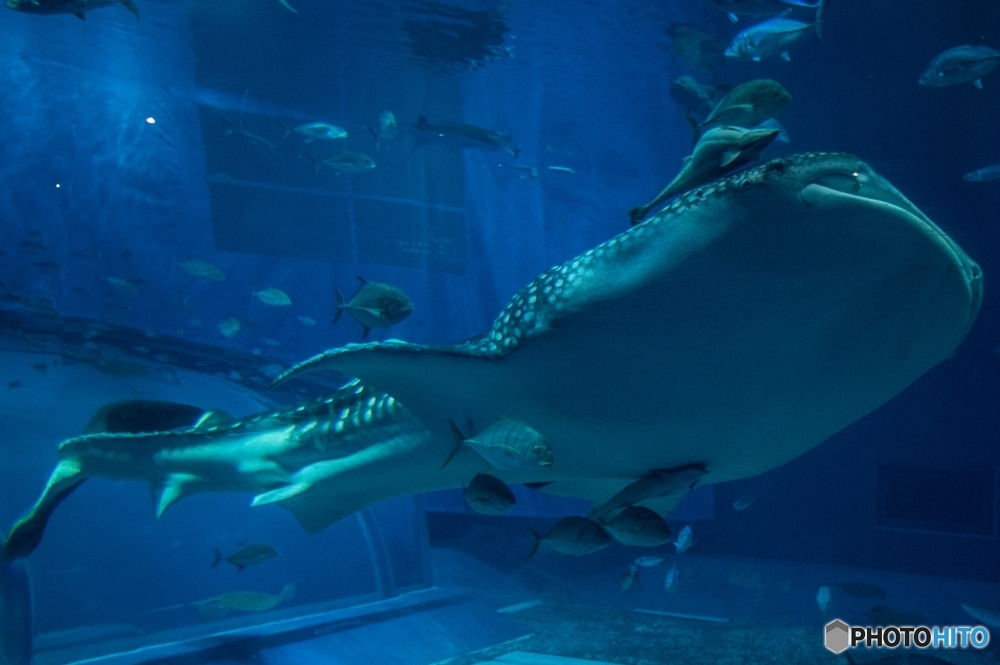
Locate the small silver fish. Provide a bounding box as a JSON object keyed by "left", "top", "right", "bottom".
{"left": 674, "top": 525, "right": 694, "bottom": 554}
{"left": 601, "top": 506, "right": 672, "bottom": 547}
{"left": 463, "top": 473, "right": 516, "bottom": 515}
{"left": 176, "top": 261, "right": 225, "bottom": 281}
{"left": 816, "top": 585, "right": 831, "bottom": 612}
{"left": 253, "top": 288, "right": 291, "bottom": 307}
{"left": 442, "top": 419, "right": 554, "bottom": 471}
{"left": 725, "top": 17, "right": 819, "bottom": 62}
{"left": 297, "top": 316, "right": 317, "bottom": 326}
{"left": 295, "top": 122, "right": 348, "bottom": 141}
{"left": 621, "top": 564, "right": 639, "bottom": 592}
{"left": 218, "top": 317, "right": 241, "bottom": 338}
{"left": 664, "top": 563, "right": 680, "bottom": 591}
{"left": 309, "top": 151, "right": 375, "bottom": 174}
{"left": 634, "top": 556, "right": 665, "bottom": 568}
{"left": 211, "top": 544, "right": 277, "bottom": 572}
{"left": 528, "top": 517, "right": 611, "bottom": 557}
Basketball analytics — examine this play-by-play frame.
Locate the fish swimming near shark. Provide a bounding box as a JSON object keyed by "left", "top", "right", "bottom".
{"left": 5, "top": 0, "right": 138, "bottom": 19}
{"left": 629, "top": 125, "right": 780, "bottom": 225}
{"left": 412, "top": 114, "right": 519, "bottom": 159}
{"left": 725, "top": 16, "right": 821, "bottom": 62}
{"left": 334, "top": 276, "right": 414, "bottom": 339}
{"left": 4, "top": 154, "right": 982, "bottom": 561}
{"left": 692, "top": 79, "right": 791, "bottom": 140}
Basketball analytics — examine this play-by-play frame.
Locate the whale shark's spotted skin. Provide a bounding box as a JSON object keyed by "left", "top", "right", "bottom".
{"left": 274, "top": 154, "right": 806, "bottom": 372}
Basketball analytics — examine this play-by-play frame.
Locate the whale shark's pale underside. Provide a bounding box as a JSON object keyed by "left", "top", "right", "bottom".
{"left": 3, "top": 153, "right": 982, "bottom": 560}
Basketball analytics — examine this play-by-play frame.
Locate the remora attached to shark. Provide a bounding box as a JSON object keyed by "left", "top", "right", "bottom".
{"left": 3, "top": 153, "right": 982, "bottom": 559}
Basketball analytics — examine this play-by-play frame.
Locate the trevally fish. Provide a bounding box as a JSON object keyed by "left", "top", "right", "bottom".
{"left": 816, "top": 585, "right": 831, "bottom": 612}
{"left": 663, "top": 563, "right": 679, "bottom": 591}
{"left": 5, "top": 0, "right": 137, "bottom": 18}
{"left": 694, "top": 79, "right": 791, "bottom": 139}
{"left": 218, "top": 317, "right": 241, "bottom": 338}
{"left": 634, "top": 556, "right": 664, "bottom": 568}
{"left": 412, "top": 114, "right": 519, "bottom": 159}
{"left": 920, "top": 45, "right": 1000, "bottom": 89}
{"left": 725, "top": 17, "right": 821, "bottom": 62}
{"left": 254, "top": 288, "right": 292, "bottom": 307}
{"left": 590, "top": 464, "right": 708, "bottom": 520}
{"left": 463, "top": 473, "right": 516, "bottom": 515}
{"left": 601, "top": 506, "right": 672, "bottom": 547}
{"left": 629, "top": 126, "right": 779, "bottom": 225}
{"left": 674, "top": 525, "right": 695, "bottom": 554}
{"left": 620, "top": 564, "right": 639, "bottom": 592}
{"left": 211, "top": 544, "right": 277, "bottom": 572}
{"left": 528, "top": 517, "right": 610, "bottom": 557}
{"left": 443, "top": 419, "right": 554, "bottom": 471}
{"left": 294, "top": 122, "right": 348, "bottom": 142}
{"left": 195, "top": 584, "right": 294, "bottom": 622}
{"left": 308, "top": 152, "right": 376, "bottom": 174}
{"left": 298, "top": 315, "right": 317, "bottom": 326}
{"left": 963, "top": 163, "right": 1000, "bottom": 182}
{"left": 175, "top": 261, "right": 225, "bottom": 281}
{"left": 334, "top": 276, "right": 414, "bottom": 339}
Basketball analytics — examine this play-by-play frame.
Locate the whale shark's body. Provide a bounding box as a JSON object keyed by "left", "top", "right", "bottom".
{"left": 4, "top": 153, "right": 982, "bottom": 560}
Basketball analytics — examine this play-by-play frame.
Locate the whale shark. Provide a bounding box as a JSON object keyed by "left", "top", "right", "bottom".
{"left": 3, "top": 153, "right": 982, "bottom": 559}
{"left": 273, "top": 152, "right": 981, "bottom": 506}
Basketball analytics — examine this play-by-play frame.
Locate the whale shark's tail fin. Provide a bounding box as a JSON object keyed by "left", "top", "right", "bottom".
{"left": 0, "top": 535, "right": 32, "bottom": 665}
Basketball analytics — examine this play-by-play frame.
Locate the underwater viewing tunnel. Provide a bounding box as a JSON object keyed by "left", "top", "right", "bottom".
{"left": 2, "top": 1, "right": 1000, "bottom": 665}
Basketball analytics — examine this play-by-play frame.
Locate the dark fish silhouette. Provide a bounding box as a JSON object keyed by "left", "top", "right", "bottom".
{"left": 211, "top": 544, "right": 277, "bottom": 572}
{"left": 411, "top": 114, "right": 519, "bottom": 158}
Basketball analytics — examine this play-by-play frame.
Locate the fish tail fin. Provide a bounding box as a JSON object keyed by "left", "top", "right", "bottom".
{"left": 684, "top": 111, "right": 701, "bottom": 145}
{"left": 440, "top": 420, "right": 466, "bottom": 469}
{"left": 333, "top": 288, "right": 344, "bottom": 324}
{"left": 361, "top": 326, "right": 371, "bottom": 340}
{"left": 211, "top": 547, "right": 221, "bottom": 568}
{"left": 814, "top": 0, "right": 826, "bottom": 41}
{"left": 120, "top": 0, "right": 139, "bottom": 17}
{"left": 627, "top": 207, "right": 647, "bottom": 226}
{"left": 527, "top": 528, "right": 542, "bottom": 559}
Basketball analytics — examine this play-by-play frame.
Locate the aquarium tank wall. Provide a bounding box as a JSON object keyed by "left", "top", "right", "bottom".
{"left": 1, "top": 1, "right": 999, "bottom": 664}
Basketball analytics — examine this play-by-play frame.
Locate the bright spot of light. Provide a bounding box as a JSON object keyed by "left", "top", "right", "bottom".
{"left": 145, "top": 117, "right": 156, "bottom": 124}
{"left": 55, "top": 183, "right": 61, "bottom": 188}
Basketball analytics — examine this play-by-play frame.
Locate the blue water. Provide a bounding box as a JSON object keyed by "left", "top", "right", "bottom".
{"left": 1, "top": 1, "right": 999, "bottom": 663}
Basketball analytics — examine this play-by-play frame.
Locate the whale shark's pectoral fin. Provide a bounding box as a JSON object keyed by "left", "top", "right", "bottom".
{"left": 150, "top": 473, "right": 200, "bottom": 518}
{"left": 3, "top": 460, "right": 86, "bottom": 560}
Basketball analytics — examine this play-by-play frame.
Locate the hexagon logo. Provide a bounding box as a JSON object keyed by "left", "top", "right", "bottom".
{"left": 825, "top": 619, "right": 850, "bottom": 654}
